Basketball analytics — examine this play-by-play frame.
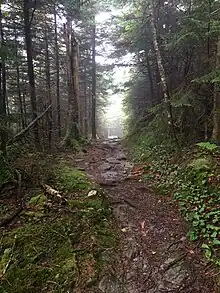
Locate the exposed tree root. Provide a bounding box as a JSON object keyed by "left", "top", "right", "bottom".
{"left": 0, "top": 207, "right": 23, "bottom": 228}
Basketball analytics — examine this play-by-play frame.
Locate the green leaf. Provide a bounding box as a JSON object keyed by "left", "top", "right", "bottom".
{"left": 201, "top": 243, "right": 210, "bottom": 250}
{"left": 205, "top": 249, "right": 212, "bottom": 259}
{"left": 213, "top": 239, "right": 220, "bottom": 246}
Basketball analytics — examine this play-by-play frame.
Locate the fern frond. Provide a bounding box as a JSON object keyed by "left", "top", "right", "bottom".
{"left": 192, "top": 70, "right": 220, "bottom": 84}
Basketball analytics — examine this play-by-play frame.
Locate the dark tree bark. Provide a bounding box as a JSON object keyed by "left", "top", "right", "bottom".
{"left": 146, "top": 52, "right": 155, "bottom": 106}
{"left": 54, "top": 5, "right": 61, "bottom": 138}
{"left": 44, "top": 19, "right": 52, "bottom": 148}
{"left": 14, "top": 24, "right": 25, "bottom": 130}
{"left": 91, "top": 23, "right": 96, "bottom": 139}
{"left": 212, "top": 39, "right": 220, "bottom": 143}
{"left": 61, "top": 19, "right": 80, "bottom": 146}
{"left": 0, "top": 8, "right": 7, "bottom": 155}
{"left": 23, "top": 0, "right": 40, "bottom": 148}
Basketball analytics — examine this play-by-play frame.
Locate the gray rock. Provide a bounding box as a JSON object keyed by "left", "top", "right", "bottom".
{"left": 150, "top": 254, "right": 189, "bottom": 292}
{"left": 100, "top": 141, "right": 115, "bottom": 149}
{"left": 117, "top": 152, "right": 127, "bottom": 160}
{"left": 99, "top": 275, "right": 127, "bottom": 293}
{"left": 99, "top": 162, "right": 112, "bottom": 171}
{"left": 106, "top": 157, "right": 121, "bottom": 164}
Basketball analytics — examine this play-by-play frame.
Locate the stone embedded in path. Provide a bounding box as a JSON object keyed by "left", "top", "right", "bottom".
{"left": 99, "top": 162, "right": 112, "bottom": 171}
{"left": 100, "top": 141, "right": 115, "bottom": 149}
{"left": 99, "top": 275, "right": 127, "bottom": 293}
{"left": 116, "top": 152, "right": 127, "bottom": 160}
{"left": 106, "top": 157, "right": 121, "bottom": 164}
{"left": 148, "top": 254, "right": 190, "bottom": 293}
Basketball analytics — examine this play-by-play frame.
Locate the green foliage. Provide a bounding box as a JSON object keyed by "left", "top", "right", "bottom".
{"left": 69, "top": 138, "right": 81, "bottom": 152}
{"left": 170, "top": 91, "right": 192, "bottom": 108}
{"left": 192, "top": 70, "right": 220, "bottom": 84}
{"left": 187, "top": 157, "right": 213, "bottom": 184}
{"left": 196, "top": 142, "right": 218, "bottom": 151}
{"left": 166, "top": 30, "right": 200, "bottom": 50}
{"left": 130, "top": 133, "right": 220, "bottom": 266}
{"left": 0, "top": 154, "right": 14, "bottom": 187}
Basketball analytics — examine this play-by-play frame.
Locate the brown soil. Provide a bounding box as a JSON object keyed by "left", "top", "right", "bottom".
{"left": 75, "top": 139, "right": 219, "bottom": 293}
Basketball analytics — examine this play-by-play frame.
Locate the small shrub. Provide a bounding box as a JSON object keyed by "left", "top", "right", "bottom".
{"left": 196, "top": 142, "right": 218, "bottom": 152}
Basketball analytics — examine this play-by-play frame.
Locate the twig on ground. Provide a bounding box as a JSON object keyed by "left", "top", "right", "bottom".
{"left": 2, "top": 235, "right": 17, "bottom": 276}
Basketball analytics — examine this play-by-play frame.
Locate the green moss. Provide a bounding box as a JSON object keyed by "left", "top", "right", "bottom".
{"left": 0, "top": 221, "right": 77, "bottom": 293}
{"left": 56, "top": 165, "right": 91, "bottom": 192}
{"left": 0, "top": 190, "right": 117, "bottom": 292}
{"left": 0, "top": 153, "right": 117, "bottom": 292}
{"left": 28, "top": 194, "right": 47, "bottom": 206}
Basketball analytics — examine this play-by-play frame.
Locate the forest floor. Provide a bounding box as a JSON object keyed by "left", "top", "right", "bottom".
{"left": 0, "top": 139, "right": 219, "bottom": 292}
{"left": 76, "top": 139, "right": 219, "bottom": 293}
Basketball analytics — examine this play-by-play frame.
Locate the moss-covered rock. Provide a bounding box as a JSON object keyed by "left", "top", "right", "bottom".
{"left": 55, "top": 165, "right": 92, "bottom": 192}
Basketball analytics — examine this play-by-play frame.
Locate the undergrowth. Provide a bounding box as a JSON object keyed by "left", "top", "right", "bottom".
{"left": 129, "top": 131, "right": 220, "bottom": 267}
{"left": 0, "top": 152, "right": 117, "bottom": 292}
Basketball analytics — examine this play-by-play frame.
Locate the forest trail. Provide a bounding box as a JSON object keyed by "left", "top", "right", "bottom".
{"left": 75, "top": 139, "right": 217, "bottom": 293}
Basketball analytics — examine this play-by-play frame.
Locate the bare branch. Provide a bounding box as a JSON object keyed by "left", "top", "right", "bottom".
{"left": 7, "top": 104, "right": 52, "bottom": 145}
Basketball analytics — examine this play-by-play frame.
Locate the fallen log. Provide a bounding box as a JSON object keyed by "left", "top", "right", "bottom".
{"left": 7, "top": 104, "right": 52, "bottom": 145}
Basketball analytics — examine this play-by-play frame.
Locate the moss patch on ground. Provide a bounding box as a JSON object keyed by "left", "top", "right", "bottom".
{"left": 0, "top": 157, "right": 117, "bottom": 293}
{"left": 55, "top": 165, "right": 92, "bottom": 193}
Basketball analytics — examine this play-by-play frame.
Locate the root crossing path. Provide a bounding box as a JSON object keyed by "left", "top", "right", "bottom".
{"left": 75, "top": 139, "right": 217, "bottom": 293}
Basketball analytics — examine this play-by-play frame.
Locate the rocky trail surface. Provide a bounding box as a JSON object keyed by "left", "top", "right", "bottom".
{"left": 74, "top": 139, "right": 218, "bottom": 293}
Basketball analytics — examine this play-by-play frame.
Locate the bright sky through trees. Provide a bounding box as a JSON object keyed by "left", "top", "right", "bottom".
{"left": 96, "top": 10, "right": 130, "bottom": 134}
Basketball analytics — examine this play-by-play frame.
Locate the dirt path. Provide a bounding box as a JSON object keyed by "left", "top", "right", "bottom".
{"left": 75, "top": 139, "right": 218, "bottom": 293}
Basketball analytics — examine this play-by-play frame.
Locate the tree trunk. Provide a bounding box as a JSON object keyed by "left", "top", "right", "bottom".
{"left": 14, "top": 25, "right": 25, "bottom": 130}
{"left": 23, "top": 0, "right": 40, "bottom": 148}
{"left": 44, "top": 19, "right": 52, "bottom": 148}
{"left": 61, "top": 19, "right": 79, "bottom": 146}
{"left": 91, "top": 23, "right": 96, "bottom": 139}
{"left": 212, "top": 38, "right": 220, "bottom": 143}
{"left": 145, "top": 52, "right": 155, "bottom": 106}
{"left": 149, "top": 0, "right": 177, "bottom": 143}
{"left": 0, "top": 8, "right": 7, "bottom": 155}
{"left": 84, "top": 76, "right": 88, "bottom": 137}
{"left": 54, "top": 5, "right": 61, "bottom": 138}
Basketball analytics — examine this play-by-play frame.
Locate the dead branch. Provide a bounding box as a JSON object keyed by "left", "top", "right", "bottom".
{"left": 15, "top": 169, "right": 21, "bottom": 199}
{"left": 7, "top": 104, "right": 52, "bottom": 145}
{"left": 42, "top": 184, "right": 67, "bottom": 203}
{"left": 0, "top": 207, "right": 23, "bottom": 227}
